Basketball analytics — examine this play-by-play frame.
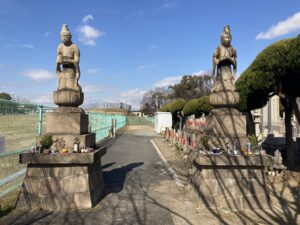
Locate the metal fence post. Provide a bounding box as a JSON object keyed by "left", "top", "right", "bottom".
{"left": 38, "top": 105, "right": 43, "bottom": 135}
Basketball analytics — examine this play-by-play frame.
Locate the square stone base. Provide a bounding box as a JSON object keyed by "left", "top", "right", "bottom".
{"left": 190, "top": 155, "right": 273, "bottom": 211}
{"left": 206, "top": 108, "right": 247, "bottom": 137}
{"left": 46, "top": 111, "right": 88, "bottom": 135}
{"left": 206, "top": 108, "right": 247, "bottom": 149}
{"left": 17, "top": 148, "right": 106, "bottom": 210}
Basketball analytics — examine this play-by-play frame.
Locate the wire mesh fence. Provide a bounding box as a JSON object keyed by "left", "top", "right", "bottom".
{"left": 84, "top": 102, "right": 131, "bottom": 111}
{"left": 126, "top": 116, "right": 155, "bottom": 126}
{"left": 0, "top": 99, "right": 133, "bottom": 198}
{"left": 88, "top": 112, "right": 127, "bottom": 142}
{"left": 0, "top": 100, "right": 53, "bottom": 153}
{"left": 0, "top": 100, "right": 53, "bottom": 198}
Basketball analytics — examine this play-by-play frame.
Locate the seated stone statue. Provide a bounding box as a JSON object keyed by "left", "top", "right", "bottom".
{"left": 211, "top": 25, "right": 237, "bottom": 92}
{"left": 56, "top": 24, "right": 82, "bottom": 92}
{"left": 53, "top": 24, "right": 84, "bottom": 108}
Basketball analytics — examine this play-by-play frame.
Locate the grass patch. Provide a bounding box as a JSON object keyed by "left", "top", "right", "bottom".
{"left": 0, "top": 189, "right": 19, "bottom": 218}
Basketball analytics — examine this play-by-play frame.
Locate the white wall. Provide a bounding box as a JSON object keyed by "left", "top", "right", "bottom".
{"left": 154, "top": 112, "right": 172, "bottom": 133}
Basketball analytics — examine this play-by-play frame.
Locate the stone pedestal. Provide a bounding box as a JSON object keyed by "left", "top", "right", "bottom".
{"left": 53, "top": 90, "right": 84, "bottom": 107}
{"left": 209, "top": 91, "right": 240, "bottom": 107}
{"left": 206, "top": 108, "right": 247, "bottom": 149}
{"left": 190, "top": 155, "right": 273, "bottom": 211}
{"left": 41, "top": 106, "right": 95, "bottom": 150}
{"left": 46, "top": 111, "right": 88, "bottom": 135}
{"left": 37, "top": 133, "right": 95, "bottom": 151}
{"left": 17, "top": 147, "right": 106, "bottom": 210}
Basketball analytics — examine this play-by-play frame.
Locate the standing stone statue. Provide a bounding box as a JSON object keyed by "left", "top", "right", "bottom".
{"left": 210, "top": 25, "right": 239, "bottom": 106}
{"left": 206, "top": 25, "right": 247, "bottom": 151}
{"left": 46, "top": 24, "right": 93, "bottom": 150}
{"left": 212, "top": 25, "right": 236, "bottom": 92}
{"left": 53, "top": 24, "right": 84, "bottom": 107}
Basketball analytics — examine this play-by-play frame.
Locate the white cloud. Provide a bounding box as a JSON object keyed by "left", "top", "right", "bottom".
{"left": 87, "top": 68, "right": 100, "bottom": 75}
{"left": 192, "top": 70, "right": 208, "bottom": 76}
{"left": 77, "top": 24, "right": 104, "bottom": 46}
{"left": 256, "top": 12, "right": 300, "bottom": 40}
{"left": 32, "top": 92, "right": 52, "bottom": 104}
{"left": 82, "top": 84, "right": 101, "bottom": 93}
{"left": 156, "top": 0, "right": 178, "bottom": 11}
{"left": 82, "top": 14, "right": 94, "bottom": 23}
{"left": 118, "top": 88, "right": 146, "bottom": 110}
{"left": 154, "top": 75, "right": 182, "bottom": 88}
{"left": 77, "top": 15, "right": 104, "bottom": 46}
{"left": 21, "top": 44, "right": 34, "bottom": 49}
{"left": 23, "top": 69, "right": 54, "bottom": 81}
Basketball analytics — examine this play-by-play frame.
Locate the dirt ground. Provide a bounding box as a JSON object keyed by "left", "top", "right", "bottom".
{"left": 1, "top": 126, "right": 300, "bottom": 225}
{"left": 154, "top": 135, "right": 300, "bottom": 225}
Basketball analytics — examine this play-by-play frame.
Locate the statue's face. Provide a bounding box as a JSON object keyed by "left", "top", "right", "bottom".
{"left": 221, "top": 34, "right": 231, "bottom": 47}
{"left": 60, "top": 34, "right": 71, "bottom": 44}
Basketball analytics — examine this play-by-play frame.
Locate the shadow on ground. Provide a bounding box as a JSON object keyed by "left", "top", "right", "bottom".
{"left": 0, "top": 126, "right": 195, "bottom": 225}
{"left": 0, "top": 161, "right": 194, "bottom": 225}
{"left": 103, "top": 162, "right": 144, "bottom": 193}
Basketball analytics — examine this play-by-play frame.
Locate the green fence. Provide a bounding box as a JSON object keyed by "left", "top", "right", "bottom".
{"left": 0, "top": 99, "right": 156, "bottom": 200}
{"left": 88, "top": 112, "right": 127, "bottom": 142}
{"left": 126, "top": 116, "right": 155, "bottom": 126}
{"left": 0, "top": 100, "right": 53, "bottom": 198}
{"left": 0, "top": 100, "right": 53, "bottom": 153}
{"left": 0, "top": 99, "right": 129, "bottom": 198}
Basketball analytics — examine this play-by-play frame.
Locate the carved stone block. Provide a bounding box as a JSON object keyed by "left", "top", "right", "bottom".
{"left": 209, "top": 91, "right": 240, "bottom": 107}
{"left": 46, "top": 111, "right": 88, "bottom": 135}
{"left": 17, "top": 148, "right": 106, "bottom": 210}
{"left": 206, "top": 108, "right": 247, "bottom": 138}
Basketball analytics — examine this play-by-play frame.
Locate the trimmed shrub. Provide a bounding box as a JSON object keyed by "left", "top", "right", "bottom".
{"left": 168, "top": 99, "right": 186, "bottom": 113}
{"left": 183, "top": 96, "right": 213, "bottom": 117}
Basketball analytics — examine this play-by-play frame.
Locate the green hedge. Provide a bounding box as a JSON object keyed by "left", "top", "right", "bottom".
{"left": 183, "top": 96, "right": 213, "bottom": 116}
{"left": 160, "top": 99, "right": 186, "bottom": 113}
{"left": 236, "top": 36, "right": 300, "bottom": 111}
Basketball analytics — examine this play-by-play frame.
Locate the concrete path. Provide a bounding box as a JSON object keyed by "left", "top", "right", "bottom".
{"left": 1, "top": 126, "right": 195, "bottom": 225}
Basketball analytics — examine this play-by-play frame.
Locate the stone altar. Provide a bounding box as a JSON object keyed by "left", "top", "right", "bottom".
{"left": 17, "top": 147, "right": 106, "bottom": 210}
{"left": 206, "top": 25, "right": 247, "bottom": 150}
{"left": 17, "top": 24, "right": 105, "bottom": 210}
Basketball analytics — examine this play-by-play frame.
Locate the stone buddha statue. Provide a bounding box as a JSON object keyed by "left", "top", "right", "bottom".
{"left": 206, "top": 25, "right": 247, "bottom": 152}
{"left": 53, "top": 24, "right": 84, "bottom": 107}
{"left": 209, "top": 25, "right": 239, "bottom": 107}
{"left": 56, "top": 24, "right": 81, "bottom": 92}
{"left": 211, "top": 25, "right": 237, "bottom": 93}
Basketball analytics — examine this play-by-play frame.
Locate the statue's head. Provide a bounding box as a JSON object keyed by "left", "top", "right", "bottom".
{"left": 60, "top": 24, "right": 72, "bottom": 45}
{"left": 220, "top": 25, "right": 232, "bottom": 47}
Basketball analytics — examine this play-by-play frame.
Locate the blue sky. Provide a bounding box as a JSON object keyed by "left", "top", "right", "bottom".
{"left": 0, "top": 0, "right": 300, "bottom": 109}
